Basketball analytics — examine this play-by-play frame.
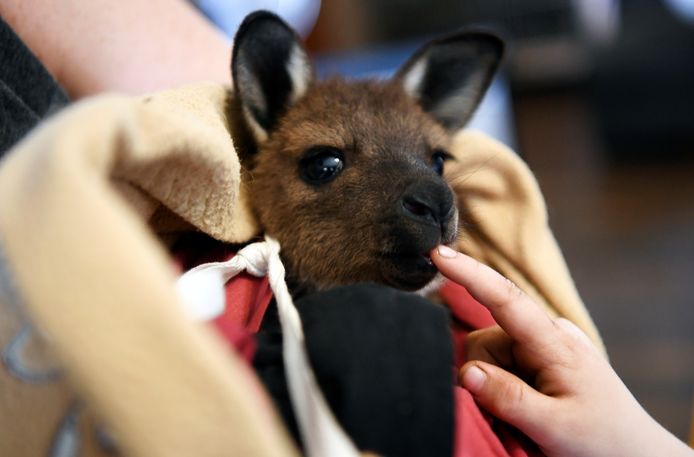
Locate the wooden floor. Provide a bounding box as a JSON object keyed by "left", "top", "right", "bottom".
{"left": 513, "top": 91, "right": 694, "bottom": 440}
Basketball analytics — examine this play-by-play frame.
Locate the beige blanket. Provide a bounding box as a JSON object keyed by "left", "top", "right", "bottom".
{"left": 0, "top": 83, "right": 602, "bottom": 457}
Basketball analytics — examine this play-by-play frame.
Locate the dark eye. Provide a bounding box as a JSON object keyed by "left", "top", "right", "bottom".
{"left": 431, "top": 150, "right": 451, "bottom": 176}
{"left": 299, "top": 147, "right": 345, "bottom": 184}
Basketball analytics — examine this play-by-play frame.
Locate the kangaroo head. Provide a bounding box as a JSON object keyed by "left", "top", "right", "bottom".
{"left": 230, "top": 11, "right": 503, "bottom": 294}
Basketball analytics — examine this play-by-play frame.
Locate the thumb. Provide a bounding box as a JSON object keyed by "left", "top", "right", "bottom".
{"left": 460, "top": 362, "right": 555, "bottom": 436}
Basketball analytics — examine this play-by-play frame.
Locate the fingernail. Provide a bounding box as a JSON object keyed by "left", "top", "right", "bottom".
{"left": 461, "top": 365, "right": 486, "bottom": 393}
{"left": 437, "top": 245, "right": 458, "bottom": 258}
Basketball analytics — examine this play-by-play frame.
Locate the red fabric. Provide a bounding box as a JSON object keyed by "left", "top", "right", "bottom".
{"left": 454, "top": 387, "right": 510, "bottom": 457}
{"left": 173, "top": 238, "right": 273, "bottom": 363}
{"left": 440, "top": 280, "right": 497, "bottom": 368}
{"left": 210, "top": 270, "right": 273, "bottom": 362}
{"left": 441, "top": 279, "right": 545, "bottom": 457}
{"left": 175, "top": 240, "right": 544, "bottom": 456}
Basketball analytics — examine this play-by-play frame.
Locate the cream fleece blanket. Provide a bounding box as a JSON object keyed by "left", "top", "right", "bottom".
{"left": 0, "top": 83, "right": 602, "bottom": 457}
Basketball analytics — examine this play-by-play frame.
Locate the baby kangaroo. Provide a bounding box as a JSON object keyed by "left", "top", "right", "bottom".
{"left": 230, "top": 11, "right": 503, "bottom": 294}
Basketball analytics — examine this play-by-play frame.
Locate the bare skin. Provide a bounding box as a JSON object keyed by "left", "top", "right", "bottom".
{"left": 432, "top": 245, "right": 693, "bottom": 457}
{"left": 0, "top": 0, "right": 231, "bottom": 98}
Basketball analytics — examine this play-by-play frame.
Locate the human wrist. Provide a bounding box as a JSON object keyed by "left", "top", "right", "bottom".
{"left": 592, "top": 405, "right": 693, "bottom": 457}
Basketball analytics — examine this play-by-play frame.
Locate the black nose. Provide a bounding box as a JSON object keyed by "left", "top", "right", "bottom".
{"left": 400, "top": 181, "right": 454, "bottom": 229}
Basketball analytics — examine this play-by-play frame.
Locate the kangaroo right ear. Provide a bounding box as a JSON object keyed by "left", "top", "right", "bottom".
{"left": 231, "top": 11, "right": 313, "bottom": 143}
{"left": 395, "top": 31, "right": 504, "bottom": 132}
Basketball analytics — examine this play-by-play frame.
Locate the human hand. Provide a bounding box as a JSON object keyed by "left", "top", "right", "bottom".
{"left": 431, "top": 245, "right": 693, "bottom": 457}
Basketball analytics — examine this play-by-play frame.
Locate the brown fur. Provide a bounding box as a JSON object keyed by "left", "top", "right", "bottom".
{"left": 229, "top": 12, "right": 502, "bottom": 295}
{"left": 237, "top": 78, "right": 458, "bottom": 294}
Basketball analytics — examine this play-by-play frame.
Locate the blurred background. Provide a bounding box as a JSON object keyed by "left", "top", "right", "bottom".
{"left": 198, "top": 0, "right": 694, "bottom": 440}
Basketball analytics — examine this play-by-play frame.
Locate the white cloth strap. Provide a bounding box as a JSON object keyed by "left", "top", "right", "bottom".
{"left": 176, "top": 237, "right": 360, "bottom": 457}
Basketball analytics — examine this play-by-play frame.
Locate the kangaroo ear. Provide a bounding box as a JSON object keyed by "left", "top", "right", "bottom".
{"left": 395, "top": 31, "right": 504, "bottom": 132}
{"left": 231, "top": 11, "right": 313, "bottom": 142}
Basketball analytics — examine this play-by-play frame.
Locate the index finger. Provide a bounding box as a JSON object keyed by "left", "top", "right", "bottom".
{"left": 431, "top": 245, "right": 557, "bottom": 347}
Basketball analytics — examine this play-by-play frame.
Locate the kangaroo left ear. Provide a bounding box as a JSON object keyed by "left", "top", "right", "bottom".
{"left": 395, "top": 31, "right": 504, "bottom": 132}
{"left": 231, "top": 11, "right": 313, "bottom": 143}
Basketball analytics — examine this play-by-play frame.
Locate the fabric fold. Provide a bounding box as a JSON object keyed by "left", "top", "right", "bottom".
{"left": 0, "top": 82, "right": 601, "bottom": 456}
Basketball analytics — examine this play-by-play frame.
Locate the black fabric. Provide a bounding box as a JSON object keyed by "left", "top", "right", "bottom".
{"left": 1, "top": 16, "right": 69, "bottom": 156}
{"left": 254, "top": 284, "right": 455, "bottom": 457}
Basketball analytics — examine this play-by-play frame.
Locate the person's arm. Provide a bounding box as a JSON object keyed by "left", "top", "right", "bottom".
{"left": 0, "top": 0, "right": 231, "bottom": 99}
{"left": 432, "top": 245, "right": 693, "bottom": 457}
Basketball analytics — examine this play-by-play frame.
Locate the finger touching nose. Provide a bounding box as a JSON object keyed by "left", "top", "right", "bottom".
{"left": 431, "top": 246, "right": 558, "bottom": 348}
